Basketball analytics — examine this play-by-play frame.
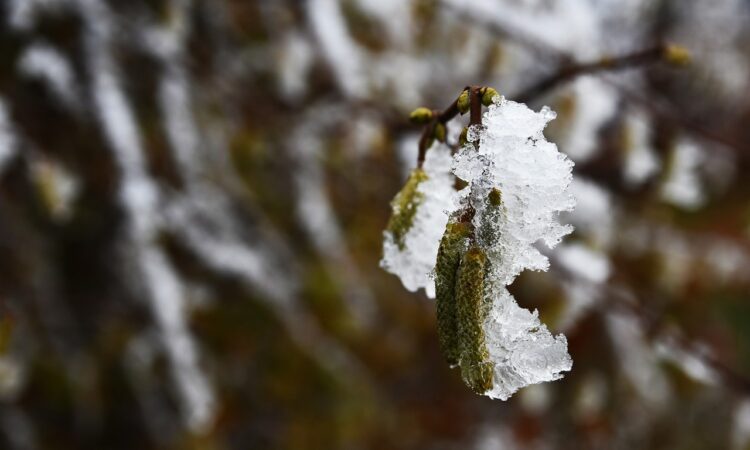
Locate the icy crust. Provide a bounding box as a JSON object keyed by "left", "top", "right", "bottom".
{"left": 454, "top": 97, "right": 576, "bottom": 284}
{"left": 454, "top": 98, "right": 575, "bottom": 398}
{"left": 381, "top": 143, "right": 456, "bottom": 298}
{"left": 483, "top": 282, "right": 572, "bottom": 400}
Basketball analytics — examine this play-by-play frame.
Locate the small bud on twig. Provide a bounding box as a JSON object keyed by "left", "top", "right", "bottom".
{"left": 663, "top": 44, "right": 691, "bottom": 66}
{"left": 410, "top": 107, "right": 434, "bottom": 124}
{"left": 435, "top": 122, "right": 447, "bottom": 143}
{"left": 481, "top": 87, "right": 499, "bottom": 106}
{"left": 458, "top": 127, "right": 469, "bottom": 147}
{"left": 457, "top": 90, "right": 470, "bottom": 114}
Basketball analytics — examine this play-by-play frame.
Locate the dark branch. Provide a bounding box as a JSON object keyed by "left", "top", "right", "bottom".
{"left": 437, "top": 3, "right": 750, "bottom": 156}
{"left": 417, "top": 86, "right": 472, "bottom": 167}
{"left": 515, "top": 45, "right": 667, "bottom": 103}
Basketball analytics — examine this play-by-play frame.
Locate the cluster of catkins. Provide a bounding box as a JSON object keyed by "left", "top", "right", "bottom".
{"left": 381, "top": 89, "right": 575, "bottom": 399}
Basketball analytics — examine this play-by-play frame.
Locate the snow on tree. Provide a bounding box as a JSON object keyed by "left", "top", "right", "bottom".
{"left": 381, "top": 142, "right": 456, "bottom": 298}
{"left": 382, "top": 88, "right": 574, "bottom": 398}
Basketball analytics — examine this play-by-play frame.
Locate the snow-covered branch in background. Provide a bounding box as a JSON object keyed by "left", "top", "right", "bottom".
{"left": 0, "top": 98, "right": 19, "bottom": 176}
{"left": 74, "top": 0, "right": 215, "bottom": 432}
{"left": 18, "top": 43, "right": 81, "bottom": 112}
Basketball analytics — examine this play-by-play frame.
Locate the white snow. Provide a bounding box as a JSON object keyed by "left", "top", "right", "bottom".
{"left": 0, "top": 98, "right": 18, "bottom": 175}
{"left": 453, "top": 97, "right": 575, "bottom": 283}
{"left": 452, "top": 97, "right": 575, "bottom": 399}
{"left": 381, "top": 142, "right": 457, "bottom": 298}
{"left": 623, "top": 110, "right": 660, "bottom": 186}
{"left": 661, "top": 137, "right": 705, "bottom": 209}
{"left": 75, "top": 0, "right": 215, "bottom": 432}
{"left": 276, "top": 32, "right": 314, "bottom": 101}
{"left": 564, "top": 177, "right": 614, "bottom": 247}
{"left": 560, "top": 77, "right": 618, "bottom": 162}
{"left": 18, "top": 44, "right": 80, "bottom": 111}
{"left": 607, "top": 312, "right": 671, "bottom": 407}
{"left": 556, "top": 243, "right": 610, "bottom": 283}
{"left": 305, "top": 0, "right": 367, "bottom": 98}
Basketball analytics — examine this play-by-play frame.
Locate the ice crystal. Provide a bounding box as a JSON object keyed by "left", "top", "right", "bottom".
{"left": 451, "top": 97, "right": 575, "bottom": 399}
{"left": 453, "top": 97, "right": 575, "bottom": 283}
{"left": 381, "top": 143, "right": 456, "bottom": 298}
{"left": 382, "top": 96, "right": 574, "bottom": 399}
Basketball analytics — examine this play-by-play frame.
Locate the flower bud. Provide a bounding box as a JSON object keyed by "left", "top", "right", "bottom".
{"left": 409, "top": 107, "right": 434, "bottom": 124}
{"left": 663, "top": 44, "right": 691, "bottom": 66}
{"left": 435, "top": 122, "right": 446, "bottom": 143}
{"left": 481, "top": 87, "right": 499, "bottom": 106}
{"left": 457, "top": 90, "right": 470, "bottom": 114}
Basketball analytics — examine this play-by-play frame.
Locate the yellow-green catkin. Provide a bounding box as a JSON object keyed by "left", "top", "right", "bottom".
{"left": 435, "top": 220, "right": 472, "bottom": 366}
{"left": 385, "top": 169, "right": 429, "bottom": 250}
{"left": 456, "top": 246, "right": 494, "bottom": 394}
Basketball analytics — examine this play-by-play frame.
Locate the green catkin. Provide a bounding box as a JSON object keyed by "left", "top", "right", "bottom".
{"left": 385, "top": 169, "right": 429, "bottom": 250}
{"left": 435, "top": 220, "right": 472, "bottom": 366}
{"left": 456, "top": 246, "right": 494, "bottom": 394}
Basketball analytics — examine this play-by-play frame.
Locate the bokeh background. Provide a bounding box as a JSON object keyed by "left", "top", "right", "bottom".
{"left": 1, "top": 0, "right": 750, "bottom": 449}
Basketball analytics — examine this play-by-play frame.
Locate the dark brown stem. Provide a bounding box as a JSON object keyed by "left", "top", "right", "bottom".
{"left": 515, "top": 45, "right": 667, "bottom": 103}
{"left": 416, "top": 86, "right": 486, "bottom": 166}
{"left": 468, "top": 86, "right": 482, "bottom": 151}
{"left": 417, "top": 117, "right": 436, "bottom": 168}
{"left": 458, "top": 86, "right": 484, "bottom": 228}
{"left": 417, "top": 86, "right": 472, "bottom": 167}
{"left": 469, "top": 86, "right": 483, "bottom": 127}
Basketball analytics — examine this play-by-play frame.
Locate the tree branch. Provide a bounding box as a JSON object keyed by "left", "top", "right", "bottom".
{"left": 436, "top": 3, "right": 750, "bottom": 157}
{"left": 417, "top": 86, "right": 473, "bottom": 167}
{"left": 515, "top": 45, "right": 668, "bottom": 103}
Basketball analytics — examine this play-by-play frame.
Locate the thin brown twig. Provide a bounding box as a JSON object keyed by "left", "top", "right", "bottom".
{"left": 440, "top": 2, "right": 749, "bottom": 157}
{"left": 604, "top": 78, "right": 748, "bottom": 157}
{"left": 514, "top": 45, "right": 668, "bottom": 103}
{"left": 417, "top": 86, "right": 472, "bottom": 167}
{"left": 469, "top": 86, "right": 482, "bottom": 127}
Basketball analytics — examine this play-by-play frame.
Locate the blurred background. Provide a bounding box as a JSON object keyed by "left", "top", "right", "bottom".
{"left": 1, "top": 0, "right": 750, "bottom": 448}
